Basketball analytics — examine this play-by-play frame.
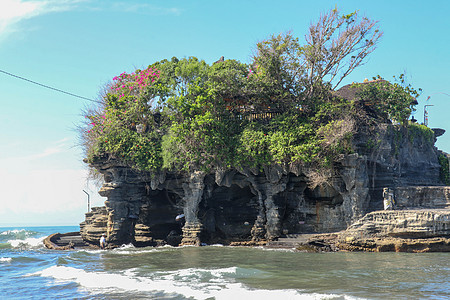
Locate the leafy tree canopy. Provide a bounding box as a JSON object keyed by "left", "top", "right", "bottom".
{"left": 81, "top": 8, "right": 422, "bottom": 179}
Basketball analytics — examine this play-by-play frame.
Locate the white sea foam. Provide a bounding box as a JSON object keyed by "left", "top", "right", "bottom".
{"left": 79, "top": 243, "right": 168, "bottom": 255}
{"left": 259, "top": 246, "right": 297, "bottom": 252}
{"left": 112, "top": 248, "right": 161, "bottom": 255}
{"left": 0, "top": 257, "right": 12, "bottom": 263}
{"left": 31, "top": 265, "right": 359, "bottom": 299}
{"left": 8, "top": 237, "right": 44, "bottom": 249}
{"left": 116, "top": 243, "right": 135, "bottom": 249}
{"left": 1, "top": 229, "right": 35, "bottom": 236}
{"left": 107, "top": 244, "right": 178, "bottom": 255}
{"left": 1, "top": 229, "right": 23, "bottom": 235}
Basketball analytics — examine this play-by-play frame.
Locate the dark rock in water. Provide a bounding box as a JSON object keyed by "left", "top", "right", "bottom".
{"left": 166, "top": 230, "right": 183, "bottom": 246}
{"left": 80, "top": 123, "right": 450, "bottom": 251}
{"left": 340, "top": 236, "right": 450, "bottom": 252}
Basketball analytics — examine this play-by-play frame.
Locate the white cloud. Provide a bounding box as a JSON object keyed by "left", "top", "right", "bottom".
{"left": 0, "top": 167, "right": 105, "bottom": 224}
{"left": 0, "top": 0, "right": 180, "bottom": 42}
{"left": 0, "top": 137, "right": 71, "bottom": 168}
{"left": 0, "top": 0, "right": 85, "bottom": 41}
{"left": 25, "top": 137, "right": 70, "bottom": 160}
{"left": 0, "top": 0, "right": 41, "bottom": 22}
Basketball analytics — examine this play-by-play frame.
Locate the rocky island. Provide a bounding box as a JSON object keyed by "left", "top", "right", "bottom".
{"left": 79, "top": 87, "right": 450, "bottom": 252}
{"left": 73, "top": 9, "right": 450, "bottom": 252}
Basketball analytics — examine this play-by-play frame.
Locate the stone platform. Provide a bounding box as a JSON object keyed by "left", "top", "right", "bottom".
{"left": 268, "top": 209, "right": 450, "bottom": 252}
{"left": 43, "top": 232, "right": 90, "bottom": 250}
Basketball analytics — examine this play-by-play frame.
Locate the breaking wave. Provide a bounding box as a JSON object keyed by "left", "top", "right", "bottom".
{"left": 0, "top": 229, "right": 38, "bottom": 239}
{"left": 0, "top": 229, "right": 44, "bottom": 249}
{"left": 31, "top": 265, "right": 359, "bottom": 299}
{"left": 0, "top": 257, "right": 12, "bottom": 263}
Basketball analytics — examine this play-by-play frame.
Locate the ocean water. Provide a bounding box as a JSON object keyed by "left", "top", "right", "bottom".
{"left": 0, "top": 226, "right": 449, "bottom": 299}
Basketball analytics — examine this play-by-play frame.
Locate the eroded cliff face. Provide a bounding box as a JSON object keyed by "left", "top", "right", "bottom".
{"left": 355, "top": 124, "right": 442, "bottom": 210}
{"left": 80, "top": 124, "right": 446, "bottom": 248}
{"left": 333, "top": 209, "right": 450, "bottom": 252}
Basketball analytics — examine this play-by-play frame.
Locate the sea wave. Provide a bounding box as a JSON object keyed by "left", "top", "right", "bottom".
{"left": 7, "top": 237, "right": 45, "bottom": 249}
{"left": 0, "top": 228, "right": 45, "bottom": 249}
{"left": 77, "top": 243, "right": 163, "bottom": 255}
{"left": 31, "top": 265, "right": 359, "bottom": 299}
{"left": 115, "top": 245, "right": 176, "bottom": 255}
{"left": 0, "top": 229, "right": 38, "bottom": 240}
{"left": 0, "top": 257, "right": 12, "bottom": 263}
{"left": 0, "top": 229, "right": 24, "bottom": 235}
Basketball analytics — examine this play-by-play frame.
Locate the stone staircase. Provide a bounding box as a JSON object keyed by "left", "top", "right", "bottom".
{"left": 54, "top": 234, "right": 88, "bottom": 248}
{"left": 266, "top": 234, "right": 318, "bottom": 248}
{"left": 80, "top": 206, "right": 108, "bottom": 245}
{"left": 43, "top": 232, "right": 89, "bottom": 250}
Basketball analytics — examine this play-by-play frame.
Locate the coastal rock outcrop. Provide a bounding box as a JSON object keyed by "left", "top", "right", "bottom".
{"left": 335, "top": 209, "right": 450, "bottom": 252}
{"left": 80, "top": 123, "right": 449, "bottom": 249}
{"left": 341, "top": 209, "right": 450, "bottom": 239}
{"left": 80, "top": 206, "right": 107, "bottom": 246}
{"left": 267, "top": 208, "right": 450, "bottom": 253}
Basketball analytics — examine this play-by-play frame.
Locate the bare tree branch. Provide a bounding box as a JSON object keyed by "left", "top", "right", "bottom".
{"left": 303, "top": 9, "right": 383, "bottom": 91}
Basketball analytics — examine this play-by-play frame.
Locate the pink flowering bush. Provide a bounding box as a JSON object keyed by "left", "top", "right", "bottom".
{"left": 112, "top": 68, "right": 160, "bottom": 99}
{"left": 83, "top": 66, "right": 164, "bottom": 171}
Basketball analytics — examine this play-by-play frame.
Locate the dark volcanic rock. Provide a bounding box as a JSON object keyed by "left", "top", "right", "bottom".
{"left": 80, "top": 123, "right": 450, "bottom": 249}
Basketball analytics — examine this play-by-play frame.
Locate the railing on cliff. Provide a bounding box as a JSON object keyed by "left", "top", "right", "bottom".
{"left": 218, "top": 110, "right": 283, "bottom": 123}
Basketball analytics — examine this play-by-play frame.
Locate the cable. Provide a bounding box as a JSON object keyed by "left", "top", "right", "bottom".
{"left": 429, "top": 92, "right": 450, "bottom": 98}
{"left": 0, "top": 68, "right": 103, "bottom": 104}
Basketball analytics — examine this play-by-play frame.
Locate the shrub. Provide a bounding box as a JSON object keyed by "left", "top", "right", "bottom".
{"left": 438, "top": 154, "right": 450, "bottom": 186}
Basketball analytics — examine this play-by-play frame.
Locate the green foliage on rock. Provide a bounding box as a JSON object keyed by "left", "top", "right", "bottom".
{"left": 407, "top": 122, "right": 435, "bottom": 145}
{"left": 438, "top": 154, "right": 450, "bottom": 186}
{"left": 83, "top": 66, "right": 166, "bottom": 172}
{"left": 353, "top": 74, "right": 421, "bottom": 124}
{"left": 81, "top": 8, "right": 424, "bottom": 179}
{"left": 82, "top": 54, "right": 358, "bottom": 173}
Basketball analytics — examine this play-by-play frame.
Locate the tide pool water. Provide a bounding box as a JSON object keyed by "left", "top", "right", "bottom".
{"left": 0, "top": 226, "right": 449, "bottom": 299}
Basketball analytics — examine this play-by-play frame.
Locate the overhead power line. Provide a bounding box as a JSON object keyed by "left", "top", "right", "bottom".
{"left": 0, "top": 68, "right": 102, "bottom": 104}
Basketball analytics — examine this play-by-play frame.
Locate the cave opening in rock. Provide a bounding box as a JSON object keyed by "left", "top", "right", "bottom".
{"left": 199, "top": 183, "right": 259, "bottom": 244}
{"left": 135, "top": 189, "right": 184, "bottom": 246}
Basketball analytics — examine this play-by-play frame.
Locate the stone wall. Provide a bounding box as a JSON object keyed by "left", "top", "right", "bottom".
{"left": 394, "top": 186, "right": 450, "bottom": 209}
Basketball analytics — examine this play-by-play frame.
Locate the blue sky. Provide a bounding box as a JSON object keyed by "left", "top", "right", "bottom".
{"left": 0, "top": 0, "right": 449, "bottom": 226}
